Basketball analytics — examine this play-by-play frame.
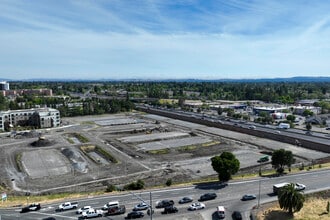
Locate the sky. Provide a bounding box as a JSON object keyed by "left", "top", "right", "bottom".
{"left": 0, "top": 0, "right": 330, "bottom": 80}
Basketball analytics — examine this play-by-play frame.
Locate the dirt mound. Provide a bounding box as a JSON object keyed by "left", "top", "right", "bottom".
{"left": 61, "top": 148, "right": 88, "bottom": 173}
{"left": 30, "top": 137, "right": 56, "bottom": 147}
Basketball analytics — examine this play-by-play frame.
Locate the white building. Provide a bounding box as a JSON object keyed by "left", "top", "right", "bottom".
{"left": 0, "top": 81, "right": 10, "bottom": 90}
{"left": 0, "top": 108, "right": 60, "bottom": 131}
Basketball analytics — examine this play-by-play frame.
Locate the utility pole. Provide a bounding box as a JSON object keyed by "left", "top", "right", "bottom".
{"left": 257, "top": 179, "right": 261, "bottom": 208}
{"left": 130, "top": 191, "right": 153, "bottom": 220}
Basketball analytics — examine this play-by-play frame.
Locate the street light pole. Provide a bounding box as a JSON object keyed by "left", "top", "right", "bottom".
{"left": 149, "top": 192, "right": 153, "bottom": 220}
{"left": 130, "top": 191, "right": 153, "bottom": 220}
{"left": 257, "top": 179, "right": 261, "bottom": 208}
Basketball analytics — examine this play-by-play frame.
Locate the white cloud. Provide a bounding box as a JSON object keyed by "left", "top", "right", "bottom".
{"left": 0, "top": 0, "right": 330, "bottom": 79}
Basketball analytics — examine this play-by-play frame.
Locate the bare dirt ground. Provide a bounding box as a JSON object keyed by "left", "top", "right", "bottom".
{"left": 0, "top": 112, "right": 328, "bottom": 196}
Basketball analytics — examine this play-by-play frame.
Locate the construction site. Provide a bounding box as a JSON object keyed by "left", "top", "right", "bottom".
{"left": 0, "top": 111, "right": 328, "bottom": 195}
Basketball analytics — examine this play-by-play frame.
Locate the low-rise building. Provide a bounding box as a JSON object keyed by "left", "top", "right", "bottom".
{"left": 0, "top": 108, "right": 60, "bottom": 131}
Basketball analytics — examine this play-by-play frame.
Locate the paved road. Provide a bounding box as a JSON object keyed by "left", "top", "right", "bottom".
{"left": 2, "top": 169, "right": 330, "bottom": 220}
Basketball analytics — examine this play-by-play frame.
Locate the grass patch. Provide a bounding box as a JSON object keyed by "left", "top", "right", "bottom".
{"left": 0, "top": 191, "right": 105, "bottom": 208}
{"left": 15, "top": 153, "right": 23, "bottom": 172}
{"left": 147, "top": 148, "right": 170, "bottom": 154}
{"left": 178, "top": 145, "right": 197, "bottom": 152}
{"left": 74, "top": 133, "right": 89, "bottom": 143}
{"left": 95, "top": 146, "right": 118, "bottom": 163}
{"left": 67, "top": 138, "right": 74, "bottom": 144}
{"left": 80, "top": 145, "right": 118, "bottom": 164}
{"left": 258, "top": 191, "right": 330, "bottom": 220}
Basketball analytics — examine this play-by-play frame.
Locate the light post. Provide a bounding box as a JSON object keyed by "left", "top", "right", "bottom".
{"left": 130, "top": 191, "right": 153, "bottom": 220}
{"left": 257, "top": 179, "right": 261, "bottom": 208}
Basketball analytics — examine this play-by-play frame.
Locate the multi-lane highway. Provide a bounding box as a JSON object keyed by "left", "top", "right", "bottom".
{"left": 2, "top": 169, "right": 330, "bottom": 220}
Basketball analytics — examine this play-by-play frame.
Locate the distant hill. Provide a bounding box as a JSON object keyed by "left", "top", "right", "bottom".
{"left": 1, "top": 76, "right": 330, "bottom": 83}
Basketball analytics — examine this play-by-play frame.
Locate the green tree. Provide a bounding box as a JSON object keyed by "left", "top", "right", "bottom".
{"left": 271, "top": 149, "right": 295, "bottom": 174}
{"left": 211, "top": 152, "right": 240, "bottom": 182}
{"left": 286, "top": 115, "right": 296, "bottom": 122}
{"left": 217, "top": 107, "right": 223, "bottom": 115}
{"left": 278, "top": 183, "right": 305, "bottom": 215}
{"left": 303, "top": 109, "right": 314, "bottom": 117}
{"left": 306, "top": 123, "right": 312, "bottom": 131}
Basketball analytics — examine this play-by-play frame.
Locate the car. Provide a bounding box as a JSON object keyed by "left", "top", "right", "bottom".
{"left": 20, "top": 203, "right": 41, "bottom": 213}
{"left": 133, "top": 202, "right": 149, "bottom": 211}
{"left": 42, "top": 218, "right": 56, "bottom": 220}
{"left": 295, "top": 183, "right": 306, "bottom": 191}
{"left": 155, "top": 199, "right": 174, "bottom": 208}
{"left": 248, "top": 125, "right": 256, "bottom": 130}
{"left": 232, "top": 211, "right": 242, "bottom": 220}
{"left": 162, "top": 205, "right": 178, "bottom": 214}
{"left": 325, "top": 127, "right": 330, "bottom": 130}
{"left": 76, "top": 206, "right": 92, "bottom": 214}
{"left": 198, "top": 192, "right": 217, "bottom": 201}
{"left": 125, "top": 211, "right": 144, "bottom": 219}
{"left": 102, "top": 201, "right": 119, "bottom": 210}
{"left": 241, "top": 194, "right": 257, "bottom": 201}
{"left": 216, "top": 206, "right": 225, "bottom": 219}
{"left": 305, "top": 131, "right": 313, "bottom": 135}
{"left": 178, "top": 196, "right": 193, "bottom": 204}
{"left": 188, "top": 202, "right": 205, "bottom": 211}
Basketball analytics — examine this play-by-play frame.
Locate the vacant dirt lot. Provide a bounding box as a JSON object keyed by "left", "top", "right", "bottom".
{"left": 0, "top": 112, "right": 328, "bottom": 195}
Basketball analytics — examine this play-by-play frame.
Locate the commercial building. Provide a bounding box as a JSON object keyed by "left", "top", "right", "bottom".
{"left": 0, "top": 108, "right": 60, "bottom": 131}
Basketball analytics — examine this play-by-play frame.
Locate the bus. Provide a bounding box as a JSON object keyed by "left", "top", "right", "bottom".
{"left": 273, "top": 182, "right": 290, "bottom": 194}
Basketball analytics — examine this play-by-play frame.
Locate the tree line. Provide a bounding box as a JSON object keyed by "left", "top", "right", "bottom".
{"left": 1, "top": 81, "right": 330, "bottom": 115}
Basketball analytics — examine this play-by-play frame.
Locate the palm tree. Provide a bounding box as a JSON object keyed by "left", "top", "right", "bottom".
{"left": 278, "top": 183, "right": 305, "bottom": 215}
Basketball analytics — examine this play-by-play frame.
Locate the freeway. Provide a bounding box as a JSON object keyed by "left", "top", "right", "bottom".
{"left": 1, "top": 169, "right": 330, "bottom": 220}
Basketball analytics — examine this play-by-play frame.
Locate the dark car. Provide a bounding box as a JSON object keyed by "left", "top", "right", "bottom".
{"left": 199, "top": 193, "right": 217, "bottom": 201}
{"left": 162, "top": 205, "right": 178, "bottom": 214}
{"left": 20, "top": 203, "right": 41, "bottom": 213}
{"left": 232, "top": 211, "right": 242, "bottom": 220}
{"left": 241, "top": 194, "right": 257, "bottom": 201}
{"left": 155, "top": 200, "right": 174, "bottom": 208}
{"left": 125, "top": 211, "right": 144, "bottom": 219}
{"left": 42, "top": 218, "right": 56, "bottom": 220}
{"left": 178, "top": 197, "right": 193, "bottom": 204}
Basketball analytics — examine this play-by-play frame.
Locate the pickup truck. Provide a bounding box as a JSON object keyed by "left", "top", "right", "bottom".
{"left": 106, "top": 205, "right": 126, "bottom": 216}
{"left": 81, "top": 208, "right": 103, "bottom": 218}
{"left": 58, "top": 202, "right": 78, "bottom": 211}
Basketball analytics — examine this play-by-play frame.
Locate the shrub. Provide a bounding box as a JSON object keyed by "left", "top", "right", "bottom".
{"left": 124, "top": 180, "right": 145, "bottom": 190}
{"left": 106, "top": 184, "right": 117, "bottom": 192}
{"left": 166, "top": 179, "right": 172, "bottom": 186}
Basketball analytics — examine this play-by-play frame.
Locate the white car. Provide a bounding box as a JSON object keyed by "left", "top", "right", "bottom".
{"left": 295, "top": 183, "right": 306, "bottom": 191}
{"left": 76, "top": 206, "right": 92, "bottom": 214}
{"left": 188, "top": 202, "right": 205, "bottom": 211}
{"left": 133, "top": 202, "right": 149, "bottom": 211}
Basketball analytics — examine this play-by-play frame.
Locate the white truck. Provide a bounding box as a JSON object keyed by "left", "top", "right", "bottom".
{"left": 273, "top": 182, "right": 306, "bottom": 194}
{"left": 278, "top": 123, "right": 290, "bottom": 129}
{"left": 81, "top": 208, "right": 103, "bottom": 218}
{"left": 58, "top": 202, "right": 78, "bottom": 211}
